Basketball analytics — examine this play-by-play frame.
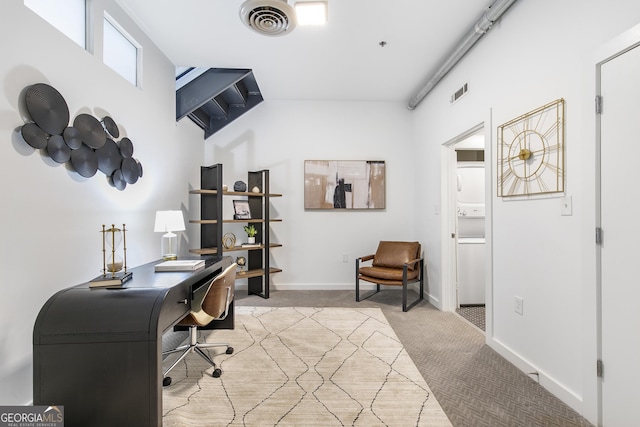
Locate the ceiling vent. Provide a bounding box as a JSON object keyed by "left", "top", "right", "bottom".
{"left": 239, "top": 0, "right": 297, "bottom": 36}
{"left": 450, "top": 83, "right": 469, "bottom": 104}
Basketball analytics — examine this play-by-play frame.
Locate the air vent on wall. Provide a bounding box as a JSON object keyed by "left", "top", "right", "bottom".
{"left": 451, "top": 83, "right": 469, "bottom": 103}
{"left": 239, "top": 0, "right": 297, "bottom": 36}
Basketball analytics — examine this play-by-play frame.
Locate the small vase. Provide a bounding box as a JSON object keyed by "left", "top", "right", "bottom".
{"left": 247, "top": 236, "right": 255, "bottom": 244}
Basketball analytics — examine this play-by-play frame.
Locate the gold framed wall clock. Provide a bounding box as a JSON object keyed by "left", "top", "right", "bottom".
{"left": 497, "top": 98, "right": 565, "bottom": 197}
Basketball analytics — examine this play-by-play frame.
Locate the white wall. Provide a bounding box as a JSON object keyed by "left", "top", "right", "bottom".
{"left": 0, "top": 0, "right": 203, "bottom": 404}
{"left": 411, "top": 0, "right": 640, "bottom": 422}
{"left": 198, "top": 100, "right": 416, "bottom": 289}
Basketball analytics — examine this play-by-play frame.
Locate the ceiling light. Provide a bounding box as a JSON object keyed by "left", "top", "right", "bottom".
{"left": 295, "top": 1, "right": 327, "bottom": 26}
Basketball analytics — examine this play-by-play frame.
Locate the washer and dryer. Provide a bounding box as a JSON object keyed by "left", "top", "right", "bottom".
{"left": 456, "top": 162, "right": 485, "bottom": 306}
{"left": 457, "top": 205, "right": 485, "bottom": 305}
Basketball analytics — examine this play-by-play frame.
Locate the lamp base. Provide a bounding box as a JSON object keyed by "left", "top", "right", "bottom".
{"left": 161, "top": 232, "right": 178, "bottom": 261}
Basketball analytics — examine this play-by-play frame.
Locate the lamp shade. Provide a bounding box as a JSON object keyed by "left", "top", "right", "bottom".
{"left": 154, "top": 210, "right": 185, "bottom": 233}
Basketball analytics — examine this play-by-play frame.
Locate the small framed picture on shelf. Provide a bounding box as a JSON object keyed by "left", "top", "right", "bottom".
{"left": 233, "top": 200, "right": 251, "bottom": 219}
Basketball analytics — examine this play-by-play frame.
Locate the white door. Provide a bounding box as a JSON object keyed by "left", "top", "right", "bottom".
{"left": 600, "top": 43, "right": 640, "bottom": 426}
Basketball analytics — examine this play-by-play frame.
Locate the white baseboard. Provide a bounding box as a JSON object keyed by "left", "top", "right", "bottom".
{"left": 487, "top": 336, "right": 583, "bottom": 414}
{"left": 236, "top": 282, "right": 440, "bottom": 312}
{"left": 426, "top": 293, "right": 442, "bottom": 310}
{"left": 236, "top": 282, "right": 404, "bottom": 291}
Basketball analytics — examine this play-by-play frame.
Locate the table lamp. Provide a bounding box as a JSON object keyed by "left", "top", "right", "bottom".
{"left": 154, "top": 210, "right": 185, "bottom": 260}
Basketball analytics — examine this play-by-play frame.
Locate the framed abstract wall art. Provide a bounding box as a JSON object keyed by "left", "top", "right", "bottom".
{"left": 304, "top": 160, "right": 386, "bottom": 209}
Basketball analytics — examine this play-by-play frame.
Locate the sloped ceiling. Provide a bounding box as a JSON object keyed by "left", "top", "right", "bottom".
{"left": 117, "top": 0, "right": 496, "bottom": 103}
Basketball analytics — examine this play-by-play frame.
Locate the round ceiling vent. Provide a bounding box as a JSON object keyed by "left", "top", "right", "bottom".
{"left": 239, "top": 0, "right": 297, "bottom": 36}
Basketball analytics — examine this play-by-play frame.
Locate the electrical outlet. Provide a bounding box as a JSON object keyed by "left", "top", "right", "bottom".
{"left": 514, "top": 296, "right": 524, "bottom": 315}
{"left": 342, "top": 253, "right": 348, "bottom": 263}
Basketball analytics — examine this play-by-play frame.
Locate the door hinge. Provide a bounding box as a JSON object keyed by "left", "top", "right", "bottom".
{"left": 595, "top": 95, "right": 603, "bottom": 114}
{"left": 597, "top": 359, "right": 604, "bottom": 378}
{"left": 596, "top": 227, "right": 603, "bottom": 245}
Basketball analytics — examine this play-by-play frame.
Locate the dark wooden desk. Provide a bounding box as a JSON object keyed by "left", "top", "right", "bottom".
{"left": 33, "top": 256, "right": 232, "bottom": 427}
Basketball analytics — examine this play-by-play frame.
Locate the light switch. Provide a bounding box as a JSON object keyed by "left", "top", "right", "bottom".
{"left": 561, "top": 196, "right": 572, "bottom": 216}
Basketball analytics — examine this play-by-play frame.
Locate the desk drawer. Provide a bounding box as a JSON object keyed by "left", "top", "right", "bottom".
{"left": 159, "top": 284, "right": 191, "bottom": 333}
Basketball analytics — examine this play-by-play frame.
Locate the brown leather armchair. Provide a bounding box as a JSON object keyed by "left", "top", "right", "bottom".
{"left": 356, "top": 241, "right": 424, "bottom": 311}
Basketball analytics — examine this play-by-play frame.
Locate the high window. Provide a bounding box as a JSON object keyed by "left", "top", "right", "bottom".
{"left": 25, "top": 0, "right": 86, "bottom": 49}
{"left": 103, "top": 15, "right": 140, "bottom": 86}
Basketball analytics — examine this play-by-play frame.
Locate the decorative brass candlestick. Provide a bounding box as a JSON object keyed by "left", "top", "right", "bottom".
{"left": 100, "top": 224, "right": 128, "bottom": 278}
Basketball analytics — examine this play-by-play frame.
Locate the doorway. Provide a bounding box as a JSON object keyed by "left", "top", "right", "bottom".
{"left": 454, "top": 133, "right": 486, "bottom": 330}
{"left": 441, "top": 123, "right": 490, "bottom": 332}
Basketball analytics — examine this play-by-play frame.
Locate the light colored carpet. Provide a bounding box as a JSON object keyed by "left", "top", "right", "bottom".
{"left": 163, "top": 306, "right": 452, "bottom": 426}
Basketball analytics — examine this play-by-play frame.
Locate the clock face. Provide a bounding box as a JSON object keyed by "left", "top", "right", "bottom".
{"left": 498, "top": 99, "right": 565, "bottom": 197}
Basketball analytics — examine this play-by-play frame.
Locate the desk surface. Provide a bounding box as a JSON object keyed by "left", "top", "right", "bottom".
{"left": 33, "top": 256, "right": 232, "bottom": 427}
{"left": 35, "top": 256, "right": 229, "bottom": 343}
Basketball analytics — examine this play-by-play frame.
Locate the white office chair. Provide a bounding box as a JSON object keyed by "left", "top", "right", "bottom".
{"left": 162, "top": 262, "right": 236, "bottom": 386}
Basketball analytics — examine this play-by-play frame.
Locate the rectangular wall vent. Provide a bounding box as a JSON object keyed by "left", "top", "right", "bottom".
{"left": 451, "top": 83, "right": 468, "bottom": 103}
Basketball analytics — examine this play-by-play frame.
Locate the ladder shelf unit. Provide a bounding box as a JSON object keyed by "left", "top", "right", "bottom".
{"left": 189, "top": 164, "right": 281, "bottom": 298}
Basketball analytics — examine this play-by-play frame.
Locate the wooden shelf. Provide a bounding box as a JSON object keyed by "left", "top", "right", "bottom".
{"left": 190, "top": 189, "right": 282, "bottom": 197}
{"left": 190, "top": 219, "right": 282, "bottom": 224}
{"left": 189, "top": 243, "right": 282, "bottom": 255}
{"left": 237, "top": 267, "right": 282, "bottom": 280}
{"left": 222, "top": 218, "right": 282, "bottom": 224}
{"left": 189, "top": 219, "right": 218, "bottom": 224}
{"left": 188, "top": 247, "right": 217, "bottom": 255}
{"left": 230, "top": 243, "right": 282, "bottom": 252}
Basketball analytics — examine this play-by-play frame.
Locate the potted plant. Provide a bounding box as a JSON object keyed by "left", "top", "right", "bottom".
{"left": 244, "top": 224, "right": 257, "bottom": 244}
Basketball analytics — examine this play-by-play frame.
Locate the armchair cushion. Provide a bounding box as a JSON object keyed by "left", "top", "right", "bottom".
{"left": 372, "top": 241, "right": 420, "bottom": 270}
{"left": 359, "top": 265, "right": 419, "bottom": 284}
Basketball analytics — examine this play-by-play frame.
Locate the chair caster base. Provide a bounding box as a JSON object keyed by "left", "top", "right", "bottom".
{"left": 226, "top": 347, "right": 234, "bottom": 354}
{"left": 163, "top": 376, "right": 172, "bottom": 387}
{"left": 212, "top": 368, "right": 222, "bottom": 378}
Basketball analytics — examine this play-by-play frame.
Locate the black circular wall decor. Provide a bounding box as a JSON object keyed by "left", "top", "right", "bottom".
{"left": 70, "top": 144, "right": 98, "bottom": 178}
{"left": 135, "top": 158, "right": 143, "bottom": 178}
{"left": 121, "top": 157, "right": 140, "bottom": 184}
{"left": 19, "top": 83, "right": 143, "bottom": 190}
{"left": 21, "top": 123, "right": 48, "bottom": 149}
{"left": 25, "top": 83, "right": 70, "bottom": 135}
{"left": 96, "top": 138, "right": 122, "bottom": 176}
{"left": 101, "top": 116, "right": 120, "bottom": 139}
{"left": 118, "top": 137, "right": 133, "bottom": 158}
{"left": 47, "top": 134, "right": 71, "bottom": 163}
{"left": 73, "top": 114, "right": 106, "bottom": 149}
{"left": 63, "top": 126, "right": 82, "bottom": 149}
{"left": 110, "top": 169, "right": 127, "bottom": 191}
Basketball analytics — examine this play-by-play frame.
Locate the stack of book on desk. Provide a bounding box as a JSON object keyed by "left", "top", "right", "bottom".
{"left": 154, "top": 259, "right": 205, "bottom": 272}
{"left": 89, "top": 271, "right": 133, "bottom": 288}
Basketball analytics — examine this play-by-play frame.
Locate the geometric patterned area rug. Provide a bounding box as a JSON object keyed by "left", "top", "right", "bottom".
{"left": 163, "top": 307, "right": 452, "bottom": 426}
